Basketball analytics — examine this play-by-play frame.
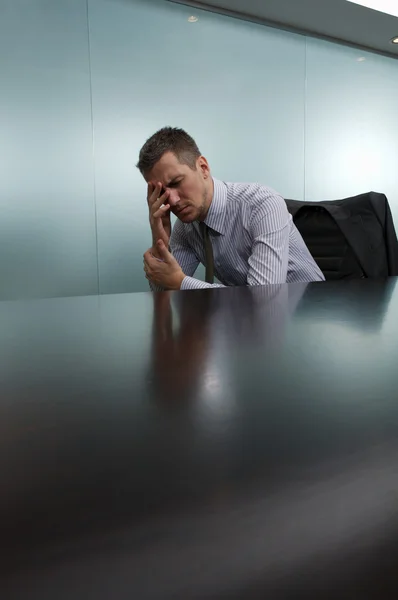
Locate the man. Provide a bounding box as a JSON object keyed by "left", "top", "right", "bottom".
{"left": 138, "top": 127, "right": 324, "bottom": 290}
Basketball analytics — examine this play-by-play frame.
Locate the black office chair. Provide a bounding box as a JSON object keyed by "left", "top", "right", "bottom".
{"left": 286, "top": 192, "right": 398, "bottom": 281}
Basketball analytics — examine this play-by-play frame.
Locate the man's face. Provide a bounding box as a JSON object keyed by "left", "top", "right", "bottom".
{"left": 145, "top": 151, "right": 210, "bottom": 223}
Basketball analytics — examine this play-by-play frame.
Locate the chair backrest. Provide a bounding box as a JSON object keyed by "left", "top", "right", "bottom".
{"left": 286, "top": 192, "right": 398, "bottom": 281}
{"left": 289, "top": 204, "right": 365, "bottom": 280}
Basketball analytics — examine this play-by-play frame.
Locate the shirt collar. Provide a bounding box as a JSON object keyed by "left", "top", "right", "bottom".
{"left": 203, "top": 178, "right": 227, "bottom": 235}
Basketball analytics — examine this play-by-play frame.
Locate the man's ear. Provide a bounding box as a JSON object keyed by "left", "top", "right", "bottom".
{"left": 197, "top": 156, "right": 210, "bottom": 180}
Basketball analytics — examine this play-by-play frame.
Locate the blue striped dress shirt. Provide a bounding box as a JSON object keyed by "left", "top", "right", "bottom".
{"left": 158, "top": 178, "right": 325, "bottom": 290}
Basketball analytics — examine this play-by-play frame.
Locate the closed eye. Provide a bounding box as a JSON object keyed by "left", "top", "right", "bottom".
{"left": 168, "top": 177, "right": 183, "bottom": 189}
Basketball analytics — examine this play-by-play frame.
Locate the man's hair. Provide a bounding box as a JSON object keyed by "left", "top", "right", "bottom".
{"left": 136, "top": 127, "right": 201, "bottom": 176}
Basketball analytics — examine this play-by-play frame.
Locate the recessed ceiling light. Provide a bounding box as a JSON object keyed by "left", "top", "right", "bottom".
{"left": 346, "top": 0, "right": 398, "bottom": 18}
{"left": 357, "top": 56, "right": 366, "bottom": 61}
{"left": 391, "top": 36, "right": 398, "bottom": 44}
{"left": 188, "top": 15, "right": 198, "bottom": 22}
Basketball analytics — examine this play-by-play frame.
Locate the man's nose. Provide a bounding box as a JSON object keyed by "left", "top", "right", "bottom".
{"left": 167, "top": 189, "right": 180, "bottom": 206}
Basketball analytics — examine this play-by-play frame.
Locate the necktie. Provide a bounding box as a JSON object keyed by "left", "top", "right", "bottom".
{"left": 199, "top": 222, "right": 215, "bottom": 284}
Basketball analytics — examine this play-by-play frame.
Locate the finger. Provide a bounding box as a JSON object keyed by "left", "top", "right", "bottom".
{"left": 153, "top": 204, "right": 171, "bottom": 219}
{"left": 147, "top": 182, "right": 159, "bottom": 206}
{"left": 149, "top": 186, "right": 169, "bottom": 212}
{"left": 156, "top": 239, "right": 171, "bottom": 261}
{"left": 144, "top": 252, "right": 156, "bottom": 266}
{"left": 151, "top": 193, "right": 170, "bottom": 217}
{"left": 148, "top": 180, "right": 160, "bottom": 201}
{"left": 148, "top": 182, "right": 162, "bottom": 206}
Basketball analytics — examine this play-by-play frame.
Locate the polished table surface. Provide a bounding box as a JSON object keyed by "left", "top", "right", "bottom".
{"left": 2, "top": 279, "right": 398, "bottom": 599}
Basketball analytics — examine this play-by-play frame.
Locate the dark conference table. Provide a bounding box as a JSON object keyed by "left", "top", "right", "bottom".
{"left": 2, "top": 278, "right": 398, "bottom": 599}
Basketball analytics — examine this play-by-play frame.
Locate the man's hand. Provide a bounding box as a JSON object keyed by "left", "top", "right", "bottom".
{"left": 144, "top": 240, "right": 185, "bottom": 290}
{"left": 147, "top": 182, "right": 172, "bottom": 253}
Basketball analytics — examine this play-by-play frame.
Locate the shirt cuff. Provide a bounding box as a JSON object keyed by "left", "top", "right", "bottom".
{"left": 180, "top": 276, "right": 213, "bottom": 290}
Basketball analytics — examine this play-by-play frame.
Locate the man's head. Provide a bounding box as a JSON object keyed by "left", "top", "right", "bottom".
{"left": 137, "top": 127, "right": 213, "bottom": 222}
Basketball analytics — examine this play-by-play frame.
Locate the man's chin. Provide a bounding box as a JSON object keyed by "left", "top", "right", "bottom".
{"left": 177, "top": 208, "right": 197, "bottom": 223}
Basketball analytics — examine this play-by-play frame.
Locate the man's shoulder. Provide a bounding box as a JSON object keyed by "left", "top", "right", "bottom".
{"left": 223, "top": 181, "right": 285, "bottom": 208}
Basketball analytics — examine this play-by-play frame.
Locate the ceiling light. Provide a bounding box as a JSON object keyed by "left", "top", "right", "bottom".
{"left": 357, "top": 56, "right": 366, "bottom": 61}
{"left": 391, "top": 36, "right": 398, "bottom": 43}
{"left": 346, "top": 0, "right": 398, "bottom": 18}
{"left": 188, "top": 15, "right": 198, "bottom": 22}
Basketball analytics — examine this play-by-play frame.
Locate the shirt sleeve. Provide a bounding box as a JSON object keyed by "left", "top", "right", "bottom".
{"left": 180, "top": 277, "right": 225, "bottom": 290}
{"left": 247, "top": 193, "right": 290, "bottom": 285}
{"left": 149, "top": 220, "right": 201, "bottom": 292}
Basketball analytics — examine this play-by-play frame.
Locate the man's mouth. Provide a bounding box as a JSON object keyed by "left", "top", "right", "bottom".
{"left": 177, "top": 206, "right": 190, "bottom": 216}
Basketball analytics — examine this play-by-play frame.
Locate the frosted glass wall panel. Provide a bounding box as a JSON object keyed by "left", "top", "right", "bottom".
{"left": 88, "top": 0, "right": 306, "bottom": 293}
{"left": 0, "top": 0, "right": 98, "bottom": 299}
{"left": 305, "top": 38, "right": 398, "bottom": 224}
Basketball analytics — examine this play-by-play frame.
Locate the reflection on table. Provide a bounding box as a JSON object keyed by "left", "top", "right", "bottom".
{"left": 1, "top": 278, "right": 398, "bottom": 599}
